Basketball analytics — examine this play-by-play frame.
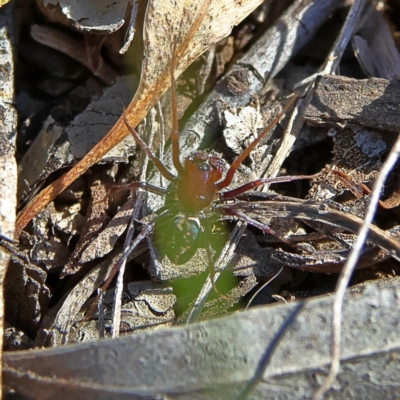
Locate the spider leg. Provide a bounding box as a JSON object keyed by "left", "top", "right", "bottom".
{"left": 111, "top": 181, "right": 171, "bottom": 196}
{"left": 204, "top": 226, "right": 229, "bottom": 300}
{"left": 330, "top": 169, "right": 390, "bottom": 209}
{"left": 220, "top": 174, "right": 318, "bottom": 200}
{"left": 216, "top": 95, "right": 298, "bottom": 190}
{"left": 199, "top": 217, "right": 226, "bottom": 298}
{"left": 98, "top": 182, "right": 169, "bottom": 212}
{"left": 170, "top": 39, "right": 185, "bottom": 174}
{"left": 224, "top": 209, "right": 294, "bottom": 247}
{"left": 123, "top": 111, "right": 177, "bottom": 183}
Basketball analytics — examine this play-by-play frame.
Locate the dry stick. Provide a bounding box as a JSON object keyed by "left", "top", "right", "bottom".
{"left": 82, "top": 221, "right": 155, "bottom": 329}
{"left": 119, "top": 0, "right": 138, "bottom": 55}
{"left": 97, "top": 288, "right": 105, "bottom": 338}
{"left": 295, "top": 0, "right": 367, "bottom": 88}
{"left": 156, "top": 101, "right": 167, "bottom": 189}
{"left": 110, "top": 195, "right": 142, "bottom": 337}
{"left": 143, "top": 107, "right": 168, "bottom": 279}
{"left": 321, "top": 0, "right": 366, "bottom": 74}
{"left": 313, "top": 132, "right": 400, "bottom": 400}
{"left": 268, "top": 0, "right": 366, "bottom": 182}
{"left": 110, "top": 191, "right": 146, "bottom": 338}
{"left": 262, "top": 94, "right": 302, "bottom": 184}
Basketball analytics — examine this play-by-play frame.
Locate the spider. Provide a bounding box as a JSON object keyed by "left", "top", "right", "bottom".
{"left": 107, "top": 62, "right": 318, "bottom": 288}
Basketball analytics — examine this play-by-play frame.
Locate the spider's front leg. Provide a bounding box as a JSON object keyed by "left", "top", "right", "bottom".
{"left": 111, "top": 181, "right": 171, "bottom": 197}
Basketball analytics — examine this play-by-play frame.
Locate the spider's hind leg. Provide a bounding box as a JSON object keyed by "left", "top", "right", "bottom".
{"left": 111, "top": 181, "right": 171, "bottom": 197}
{"left": 202, "top": 218, "right": 231, "bottom": 300}
{"left": 206, "top": 242, "right": 229, "bottom": 300}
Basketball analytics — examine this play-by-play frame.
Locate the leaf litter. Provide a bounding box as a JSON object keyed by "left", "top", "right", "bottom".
{"left": 3, "top": 0, "right": 400, "bottom": 398}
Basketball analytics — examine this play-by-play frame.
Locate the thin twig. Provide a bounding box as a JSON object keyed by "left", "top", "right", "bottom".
{"left": 97, "top": 288, "right": 105, "bottom": 338}
{"left": 110, "top": 197, "right": 140, "bottom": 338}
{"left": 119, "top": 0, "right": 138, "bottom": 54}
{"left": 262, "top": 89, "right": 311, "bottom": 182}
{"left": 295, "top": 0, "right": 367, "bottom": 88}
{"left": 320, "top": 0, "right": 366, "bottom": 75}
{"left": 313, "top": 133, "right": 400, "bottom": 400}
{"left": 245, "top": 267, "right": 283, "bottom": 310}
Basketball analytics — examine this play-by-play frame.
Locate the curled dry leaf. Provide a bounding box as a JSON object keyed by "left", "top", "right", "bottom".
{"left": 39, "top": 0, "right": 131, "bottom": 32}
{"left": 16, "top": 0, "right": 264, "bottom": 237}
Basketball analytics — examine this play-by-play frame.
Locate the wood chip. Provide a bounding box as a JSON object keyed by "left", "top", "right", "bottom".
{"left": 304, "top": 75, "right": 400, "bottom": 132}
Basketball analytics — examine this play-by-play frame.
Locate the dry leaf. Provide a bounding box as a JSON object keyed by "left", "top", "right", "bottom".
{"left": 40, "top": 0, "right": 130, "bottom": 32}
{"left": 4, "top": 280, "right": 400, "bottom": 399}
{"left": 16, "top": 0, "right": 264, "bottom": 237}
{"left": 18, "top": 76, "right": 137, "bottom": 195}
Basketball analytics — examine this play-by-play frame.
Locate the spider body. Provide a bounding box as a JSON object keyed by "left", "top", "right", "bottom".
{"left": 176, "top": 150, "right": 225, "bottom": 213}
{"left": 152, "top": 150, "right": 225, "bottom": 265}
